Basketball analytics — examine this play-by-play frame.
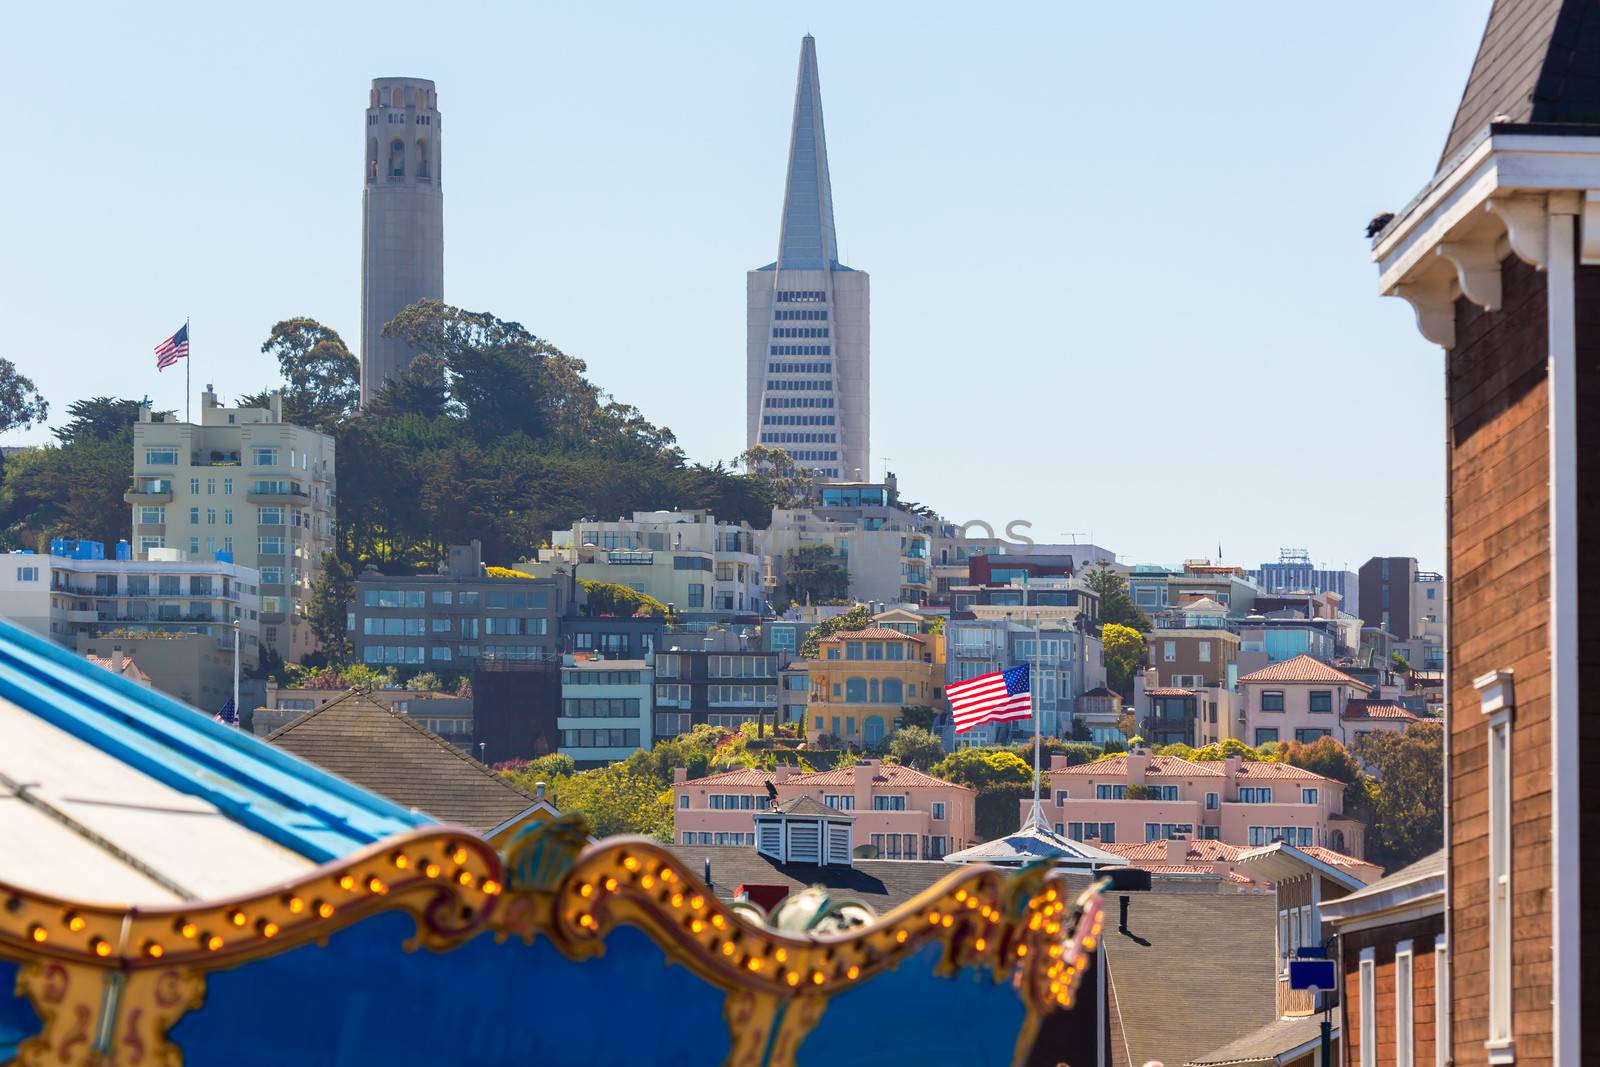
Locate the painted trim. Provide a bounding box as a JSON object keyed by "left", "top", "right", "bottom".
{"left": 1358, "top": 947, "right": 1376, "bottom": 1067}
{"left": 1546, "top": 198, "right": 1581, "bottom": 1067}
{"left": 1395, "top": 940, "right": 1415, "bottom": 1067}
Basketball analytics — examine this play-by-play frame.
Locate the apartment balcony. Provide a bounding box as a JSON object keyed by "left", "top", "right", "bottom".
{"left": 66, "top": 609, "right": 99, "bottom": 624}
{"left": 246, "top": 483, "right": 309, "bottom": 504}
{"left": 195, "top": 450, "right": 241, "bottom": 467}
{"left": 124, "top": 479, "right": 174, "bottom": 504}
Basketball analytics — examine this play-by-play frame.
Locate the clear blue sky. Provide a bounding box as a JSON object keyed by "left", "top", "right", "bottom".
{"left": 3, "top": 1, "right": 1487, "bottom": 572}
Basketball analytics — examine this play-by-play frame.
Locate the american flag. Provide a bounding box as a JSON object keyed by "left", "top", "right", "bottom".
{"left": 947, "top": 663, "right": 1032, "bottom": 733}
{"left": 154, "top": 323, "right": 189, "bottom": 371}
{"left": 215, "top": 697, "right": 238, "bottom": 728}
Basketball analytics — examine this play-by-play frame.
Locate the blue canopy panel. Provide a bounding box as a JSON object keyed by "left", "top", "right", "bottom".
{"left": 0, "top": 617, "right": 432, "bottom": 863}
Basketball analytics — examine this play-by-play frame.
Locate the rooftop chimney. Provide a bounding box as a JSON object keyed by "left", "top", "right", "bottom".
{"left": 1127, "top": 749, "right": 1151, "bottom": 779}
{"left": 1165, "top": 837, "right": 1189, "bottom": 865}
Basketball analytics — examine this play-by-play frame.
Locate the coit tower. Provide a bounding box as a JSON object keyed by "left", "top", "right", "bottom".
{"left": 360, "top": 77, "right": 444, "bottom": 405}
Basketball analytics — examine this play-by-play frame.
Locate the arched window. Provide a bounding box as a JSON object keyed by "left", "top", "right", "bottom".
{"left": 882, "top": 678, "right": 904, "bottom": 705}
{"left": 388, "top": 139, "right": 404, "bottom": 178}
{"left": 844, "top": 678, "right": 867, "bottom": 702}
{"left": 390, "top": 87, "right": 404, "bottom": 108}
{"left": 1329, "top": 829, "right": 1346, "bottom": 853}
{"left": 869, "top": 679, "right": 879, "bottom": 703}
{"left": 416, "top": 139, "right": 430, "bottom": 179}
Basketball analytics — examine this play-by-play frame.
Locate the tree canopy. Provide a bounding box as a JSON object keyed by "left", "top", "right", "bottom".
{"left": 798, "top": 604, "right": 872, "bottom": 659}
{"left": 882, "top": 726, "right": 945, "bottom": 771}
{"left": 1353, "top": 722, "right": 1444, "bottom": 870}
{"left": 1100, "top": 622, "right": 1145, "bottom": 696}
{"left": 1083, "top": 564, "right": 1152, "bottom": 631}
{"left": 781, "top": 543, "right": 850, "bottom": 609}
{"left": 0, "top": 358, "right": 48, "bottom": 436}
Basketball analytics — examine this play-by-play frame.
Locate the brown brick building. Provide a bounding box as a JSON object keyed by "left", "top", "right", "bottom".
{"left": 1370, "top": 2, "right": 1600, "bottom": 1063}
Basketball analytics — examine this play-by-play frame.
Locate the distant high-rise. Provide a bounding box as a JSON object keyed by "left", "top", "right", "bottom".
{"left": 747, "top": 37, "right": 869, "bottom": 483}
{"left": 361, "top": 77, "right": 444, "bottom": 406}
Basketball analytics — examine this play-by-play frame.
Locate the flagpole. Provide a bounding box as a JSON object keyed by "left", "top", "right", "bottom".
{"left": 1028, "top": 612, "right": 1045, "bottom": 830}
{"left": 185, "top": 318, "right": 191, "bottom": 424}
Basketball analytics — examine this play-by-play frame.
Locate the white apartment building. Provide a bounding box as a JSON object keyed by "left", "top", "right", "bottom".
{"left": 125, "top": 387, "right": 335, "bottom": 661}
{"left": 0, "top": 542, "right": 262, "bottom": 710}
{"left": 532, "top": 510, "right": 767, "bottom": 617}
{"left": 559, "top": 656, "right": 654, "bottom": 767}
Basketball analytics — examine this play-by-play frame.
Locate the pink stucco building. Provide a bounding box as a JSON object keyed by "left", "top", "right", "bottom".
{"left": 1034, "top": 749, "right": 1365, "bottom": 858}
{"left": 674, "top": 758, "right": 976, "bottom": 860}
{"left": 1236, "top": 654, "right": 1424, "bottom": 748}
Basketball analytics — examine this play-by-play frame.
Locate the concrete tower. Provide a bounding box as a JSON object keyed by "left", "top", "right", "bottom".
{"left": 360, "top": 77, "right": 444, "bottom": 406}
{"left": 747, "top": 37, "right": 869, "bottom": 482}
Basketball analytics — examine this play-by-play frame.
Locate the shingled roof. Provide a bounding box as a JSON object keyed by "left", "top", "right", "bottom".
{"left": 1440, "top": 0, "right": 1600, "bottom": 168}
{"left": 265, "top": 690, "right": 542, "bottom": 834}
{"left": 1237, "top": 654, "right": 1371, "bottom": 690}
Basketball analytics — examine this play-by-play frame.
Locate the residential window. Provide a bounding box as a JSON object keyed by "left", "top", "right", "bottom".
{"left": 1483, "top": 674, "right": 1513, "bottom": 1052}
{"left": 1301, "top": 788, "right": 1319, "bottom": 805}
{"left": 1395, "top": 940, "right": 1414, "bottom": 1067}
{"left": 1095, "top": 784, "right": 1127, "bottom": 800}
{"left": 15, "top": 566, "right": 39, "bottom": 582}
{"left": 1198, "top": 641, "right": 1212, "bottom": 662}
{"left": 687, "top": 583, "right": 705, "bottom": 608}
{"left": 872, "top": 795, "right": 907, "bottom": 811}
{"left": 1434, "top": 937, "right": 1450, "bottom": 1066}
{"left": 1309, "top": 690, "right": 1333, "bottom": 713}
{"left": 1204, "top": 791, "right": 1218, "bottom": 810}
{"left": 252, "top": 447, "right": 279, "bottom": 466}
{"left": 1261, "top": 690, "right": 1285, "bottom": 712}
{"left": 1295, "top": 728, "right": 1331, "bottom": 743}
{"left": 1238, "top": 787, "right": 1273, "bottom": 804}
{"left": 223, "top": 478, "right": 233, "bottom": 495}
{"left": 1162, "top": 640, "right": 1176, "bottom": 662}
{"left": 823, "top": 794, "right": 854, "bottom": 811}
{"left": 1253, "top": 728, "right": 1279, "bottom": 745}
{"left": 138, "top": 506, "right": 165, "bottom": 525}
{"left": 144, "top": 447, "right": 179, "bottom": 465}
{"left": 223, "top": 508, "right": 233, "bottom": 526}
{"left": 932, "top": 801, "right": 946, "bottom": 820}
{"left": 1055, "top": 791, "right": 1069, "bottom": 807}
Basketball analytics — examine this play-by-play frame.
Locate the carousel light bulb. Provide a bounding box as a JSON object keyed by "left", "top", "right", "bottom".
{"left": 65, "top": 912, "right": 86, "bottom": 933}
{"left": 315, "top": 901, "right": 334, "bottom": 919}
{"left": 451, "top": 847, "right": 469, "bottom": 865}
{"left": 846, "top": 965, "right": 860, "bottom": 980}
{"left": 424, "top": 863, "right": 441, "bottom": 880}
{"left": 91, "top": 938, "right": 111, "bottom": 957}
{"left": 178, "top": 920, "right": 198, "bottom": 939}
{"left": 811, "top": 972, "right": 825, "bottom": 986}
{"left": 392, "top": 853, "right": 410, "bottom": 870}
{"left": 206, "top": 934, "right": 223, "bottom": 951}
{"left": 258, "top": 920, "right": 280, "bottom": 939}
{"left": 228, "top": 910, "right": 247, "bottom": 927}
{"left": 287, "top": 897, "right": 305, "bottom": 914}
{"left": 894, "top": 930, "right": 908, "bottom": 944}
{"left": 338, "top": 875, "right": 355, "bottom": 891}
{"left": 786, "top": 972, "right": 801, "bottom": 987}
{"left": 145, "top": 941, "right": 164, "bottom": 959}
{"left": 481, "top": 879, "right": 502, "bottom": 896}
{"left": 28, "top": 925, "right": 46, "bottom": 944}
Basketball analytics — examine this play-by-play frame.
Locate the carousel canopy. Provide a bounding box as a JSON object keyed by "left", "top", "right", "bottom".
{"left": 0, "top": 617, "right": 433, "bottom": 905}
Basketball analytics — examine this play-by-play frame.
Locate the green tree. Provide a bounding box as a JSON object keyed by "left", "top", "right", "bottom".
{"left": 500, "top": 752, "right": 577, "bottom": 784}
{"left": 305, "top": 551, "right": 355, "bottom": 665}
{"left": 260, "top": 318, "right": 360, "bottom": 429}
{"left": 799, "top": 604, "right": 872, "bottom": 659}
{"left": 1192, "top": 738, "right": 1269, "bottom": 762}
{"left": 782, "top": 543, "right": 850, "bottom": 607}
{"left": 547, "top": 763, "right": 674, "bottom": 840}
{"left": 0, "top": 439, "right": 132, "bottom": 550}
{"left": 1281, "top": 734, "right": 1368, "bottom": 819}
{"left": 897, "top": 705, "right": 938, "bottom": 733}
{"left": 1083, "top": 564, "right": 1153, "bottom": 631}
{"left": 1101, "top": 622, "right": 1145, "bottom": 695}
{"left": 738, "top": 444, "right": 816, "bottom": 509}
{"left": 1123, "top": 783, "right": 1158, "bottom": 800}
{"left": 931, "top": 747, "right": 1034, "bottom": 791}
{"left": 883, "top": 726, "right": 945, "bottom": 771}
{"left": 51, "top": 397, "right": 146, "bottom": 445}
{"left": 1354, "top": 721, "right": 1444, "bottom": 870}
{"left": 0, "top": 358, "right": 48, "bottom": 435}
{"left": 976, "top": 784, "right": 1032, "bottom": 841}
{"left": 578, "top": 579, "right": 672, "bottom": 619}
{"left": 366, "top": 354, "right": 453, "bottom": 420}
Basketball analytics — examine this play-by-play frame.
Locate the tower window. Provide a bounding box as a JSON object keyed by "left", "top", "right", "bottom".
{"left": 390, "top": 87, "right": 404, "bottom": 108}
{"left": 416, "top": 139, "right": 430, "bottom": 179}
{"left": 389, "top": 139, "right": 405, "bottom": 178}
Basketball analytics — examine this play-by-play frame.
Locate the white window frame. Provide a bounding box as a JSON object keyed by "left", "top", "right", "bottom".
{"left": 1434, "top": 936, "right": 1449, "bottom": 1067}
{"left": 1395, "top": 939, "right": 1414, "bottom": 1067}
{"left": 1359, "top": 946, "right": 1376, "bottom": 1067}
{"left": 1478, "top": 670, "right": 1514, "bottom": 1062}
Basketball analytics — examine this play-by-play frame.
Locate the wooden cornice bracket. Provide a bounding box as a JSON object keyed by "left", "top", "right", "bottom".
{"left": 1436, "top": 240, "right": 1503, "bottom": 311}
{"left": 1485, "top": 197, "right": 1548, "bottom": 270}
{"left": 1391, "top": 277, "right": 1456, "bottom": 349}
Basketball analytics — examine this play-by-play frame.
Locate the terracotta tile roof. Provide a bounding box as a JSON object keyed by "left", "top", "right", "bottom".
{"left": 1299, "top": 845, "right": 1378, "bottom": 872}
{"left": 1231, "top": 761, "right": 1338, "bottom": 783}
{"left": 1342, "top": 700, "right": 1423, "bottom": 722}
{"left": 1237, "top": 654, "right": 1371, "bottom": 690}
{"left": 1051, "top": 755, "right": 1224, "bottom": 778}
{"left": 1102, "top": 840, "right": 1248, "bottom": 863}
{"left": 679, "top": 768, "right": 780, "bottom": 788}
{"left": 820, "top": 627, "right": 925, "bottom": 642}
{"left": 793, "top": 762, "right": 969, "bottom": 790}
{"left": 1146, "top": 688, "right": 1195, "bottom": 697}
{"left": 664, "top": 845, "right": 950, "bottom": 911}
{"left": 84, "top": 654, "right": 150, "bottom": 684}
{"left": 265, "top": 690, "right": 540, "bottom": 833}
{"left": 1138, "top": 864, "right": 1255, "bottom": 884}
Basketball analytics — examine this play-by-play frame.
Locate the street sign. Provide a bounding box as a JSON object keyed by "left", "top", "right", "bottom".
{"left": 1289, "top": 958, "right": 1336, "bottom": 993}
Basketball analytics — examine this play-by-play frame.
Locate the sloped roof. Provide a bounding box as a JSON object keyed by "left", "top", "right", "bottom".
{"left": 1342, "top": 700, "right": 1423, "bottom": 722}
{"left": 1053, "top": 755, "right": 1225, "bottom": 778}
{"left": 665, "top": 845, "right": 950, "bottom": 911}
{"left": 769, "top": 795, "right": 850, "bottom": 819}
{"left": 819, "top": 627, "right": 924, "bottom": 642}
{"left": 793, "top": 762, "right": 966, "bottom": 790}
{"left": 1103, "top": 840, "right": 1248, "bottom": 863}
{"left": 84, "top": 653, "right": 150, "bottom": 683}
{"left": 1238, "top": 654, "right": 1371, "bottom": 690}
{"left": 0, "top": 618, "right": 429, "bottom": 904}
{"left": 774, "top": 35, "right": 841, "bottom": 272}
{"left": 266, "top": 690, "right": 540, "bottom": 833}
{"left": 1082, "top": 686, "right": 1121, "bottom": 699}
{"left": 1439, "top": 0, "right": 1600, "bottom": 169}
{"left": 943, "top": 823, "right": 1125, "bottom": 866}
{"left": 678, "top": 767, "right": 777, "bottom": 788}
{"left": 1102, "top": 892, "right": 1278, "bottom": 1067}
{"left": 1185, "top": 1013, "right": 1331, "bottom": 1066}
{"left": 1231, "top": 761, "right": 1339, "bottom": 784}
{"left": 1147, "top": 687, "right": 1197, "bottom": 697}
{"left": 1321, "top": 848, "right": 1444, "bottom": 923}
